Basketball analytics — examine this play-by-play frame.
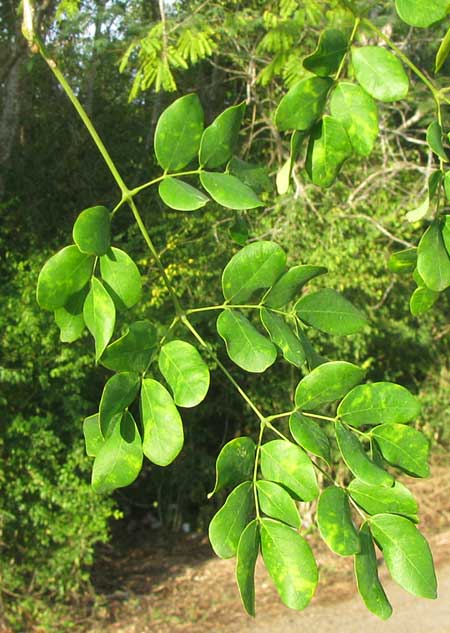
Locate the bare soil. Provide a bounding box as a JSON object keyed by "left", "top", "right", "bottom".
{"left": 88, "top": 459, "right": 450, "bottom": 633}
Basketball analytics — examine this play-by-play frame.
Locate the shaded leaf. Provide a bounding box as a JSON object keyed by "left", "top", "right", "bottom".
{"left": 260, "top": 308, "right": 305, "bottom": 367}
{"left": 410, "top": 286, "right": 439, "bottom": 316}
{"left": 289, "top": 412, "right": 331, "bottom": 464}
{"left": 83, "top": 413, "right": 104, "bottom": 457}
{"left": 199, "top": 102, "right": 245, "bottom": 168}
{"left": 140, "top": 378, "right": 183, "bottom": 466}
{"left": 260, "top": 518, "right": 318, "bottom": 610}
{"left": 435, "top": 25, "right": 450, "bottom": 72}
{"left": 101, "top": 320, "right": 157, "bottom": 373}
{"left": 303, "top": 29, "right": 347, "bottom": 77}
{"left": 260, "top": 439, "right": 319, "bottom": 501}
{"left": 388, "top": 248, "right": 417, "bottom": 273}
{"left": 54, "top": 286, "right": 87, "bottom": 343}
{"left": 275, "top": 77, "right": 333, "bottom": 132}
{"left": 305, "top": 116, "right": 352, "bottom": 188}
{"left": 91, "top": 412, "right": 143, "bottom": 494}
{"left": 335, "top": 422, "right": 393, "bottom": 487}
{"left": 209, "top": 481, "right": 254, "bottom": 558}
{"left": 317, "top": 487, "right": 360, "bottom": 556}
{"left": 295, "top": 288, "right": 367, "bottom": 335}
{"left": 83, "top": 277, "right": 116, "bottom": 361}
{"left": 208, "top": 437, "right": 256, "bottom": 498}
{"left": 37, "top": 245, "right": 93, "bottom": 311}
{"left": 417, "top": 220, "right": 450, "bottom": 291}
{"left": 354, "top": 524, "right": 393, "bottom": 620}
{"left": 100, "top": 247, "right": 142, "bottom": 310}
{"left": 154, "top": 94, "right": 204, "bottom": 171}
{"left": 426, "top": 121, "right": 448, "bottom": 161}
{"left": 295, "top": 360, "right": 364, "bottom": 411}
{"left": 217, "top": 310, "right": 277, "bottom": 373}
{"left": 99, "top": 372, "right": 140, "bottom": 436}
{"left": 158, "top": 340, "right": 210, "bottom": 407}
{"left": 227, "top": 157, "right": 273, "bottom": 195}
{"left": 236, "top": 519, "right": 259, "bottom": 616}
{"left": 264, "top": 265, "right": 327, "bottom": 308}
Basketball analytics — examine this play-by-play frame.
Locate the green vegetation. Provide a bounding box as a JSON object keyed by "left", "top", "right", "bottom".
{"left": 2, "top": 0, "right": 450, "bottom": 629}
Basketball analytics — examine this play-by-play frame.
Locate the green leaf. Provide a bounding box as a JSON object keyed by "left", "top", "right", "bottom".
{"left": 260, "top": 439, "right": 319, "bottom": 501}
{"left": 208, "top": 437, "right": 256, "bottom": 498}
{"left": 140, "top": 378, "right": 184, "bottom": 466}
{"left": 227, "top": 157, "right": 273, "bottom": 195}
{"left": 199, "top": 102, "right": 245, "bottom": 168}
{"left": 222, "top": 240, "right": 286, "bottom": 303}
{"left": 83, "top": 413, "right": 104, "bottom": 457}
{"left": 100, "top": 247, "right": 142, "bottom": 311}
{"left": 256, "top": 480, "right": 300, "bottom": 529}
{"left": 91, "top": 412, "right": 143, "bottom": 494}
{"left": 209, "top": 481, "right": 254, "bottom": 559}
{"left": 200, "top": 172, "right": 262, "bottom": 209}
{"left": 317, "top": 487, "right": 360, "bottom": 556}
{"left": 260, "top": 309, "right": 305, "bottom": 367}
{"left": 37, "top": 245, "right": 93, "bottom": 311}
{"left": 417, "top": 219, "right": 450, "bottom": 291}
{"left": 354, "top": 524, "right": 393, "bottom": 620}
{"left": 236, "top": 520, "right": 259, "bottom": 617}
{"left": 83, "top": 277, "right": 116, "bottom": 361}
{"left": 369, "top": 514, "right": 437, "bottom": 599}
{"left": 158, "top": 178, "right": 209, "bottom": 211}
{"left": 54, "top": 287, "right": 87, "bottom": 343}
{"left": 410, "top": 285, "right": 439, "bottom": 316}
{"left": 426, "top": 121, "right": 448, "bottom": 162}
{"left": 371, "top": 423, "right": 430, "bottom": 478}
{"left": 99, "top": 372, "right": 140, "bottom": 436}
{"left": 217, "top": 310, "right": 277, "bottom": 373}
{"left": 352, "top": 46, "right": 409, "bottom": 102}
{"left": 388, "top": 248, "right": 417, "bottom": 273}
{"left": 101, "top": 320, "right": 157, "bottom": 373}
{"left": 289, "top": 412, "right": 331, "bottom": 464}
{"left": 303, "top": 29, "right": 348, "bottom": 77}
{"left": 295, "top": 360, "right": 364, "bottom": 411}
{"left": 229, "top": 214, "right": 249, "bottom": 245}
{"left": 330, "top": 82, "right": 378, "bottom": 157}
{"left": 335, "top": 422, "right": 393, "bottom": 487}
{"left": 445, "top": 172, "right": 450, "bottom": 201}
{"left": 154, "top": 94, "right": 204, "bottom": 171}
{"left": 158, "top": 339, "right": 210, "bottom": 407}
{"left": 305, "top": 116, "right": 352, "bottom": 188}
{"left": 348, "top": 479, "right": 418, "bottom": 520}
{"left": 260, "top": 518, "right": 318, "bottom": 610}
{"left": 275, "top": 77, "right": 333, "bottom": 132}
{"left": 276, "top": 159, "right": 291, "bottom": 195}
{"left": 264, "top": 265, "right": 327, "bottom": 308}
{"left": 295, "top": 288, "right": 367, "bottom": 335}
{"left": 396, "top": 0, "right": 449, "bottom": 28}
{"left": 337, "top": 382, "right": 421, "bottom": 427}
{"left": 405, "top": 171, "right": 442, "bottom": 223}
{"left": 297, "top": 328, "right": 327, "bottom": 370}
{"left": 435, "top": 25, "right": 450, "bottom": 73}
{"left": 72, "top": 205, "right": 111, "bottom": 255}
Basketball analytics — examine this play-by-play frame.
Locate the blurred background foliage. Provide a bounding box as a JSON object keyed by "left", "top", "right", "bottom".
{"left": 2, "top": 0, "right": 450, "bottom": 629}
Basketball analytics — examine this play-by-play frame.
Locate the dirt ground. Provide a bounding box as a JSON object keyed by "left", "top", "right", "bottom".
{"left": 88, "top": 459, "right": 450, "bottom": 633}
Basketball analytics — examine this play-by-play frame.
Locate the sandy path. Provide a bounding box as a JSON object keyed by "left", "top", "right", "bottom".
{"left": 242, "top": 563, "right": 450, "bottom": 633}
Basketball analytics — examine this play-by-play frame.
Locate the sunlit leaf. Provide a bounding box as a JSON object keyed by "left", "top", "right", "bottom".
{"left": 388, "top": 248, "right": 417, "bottom": 273}
{"left": 317, "top": 487, "right": 360, "bottom": 556}
{"left": 83, "top": 413, "right": 104, "bottom": 457}
{"left": 260, "top": 308, "right": 305, "bottom": 367}
{"left": 417, "top": 219, "right": 450, "bottom": 291}
{"left": 158, "top": 178, "right": 209, "bottom": 211}
{"left": 435, "top": 24, "right": 450, "bottom": 72}
{"left": 158, "top": 339, "right": 210, "bottom": 407}
{"left": 83, "top": 277, "right": 116, "bottom": 361}
{"left": 256, "top": 480, "right": 300, "bottom": 528}
{"left": 101, "top": 320, "right": 157, "bottom": 373}
{"left": 352, "top": 46, "right": 409, "bottom": 102}
{"left": 100, "top": 247, "right": 142, "bottom": 310}
{"left": 236, "top": 519, "right": 259, "bottom": 616}
{"left": 295, "top": 288, "right": 367, "bottom": 335}
{"left": 395, "top": 0, "right": 449, "bottom": 28}
{"left": 54, "top": 287, "right": 87, "bottom": 343}
{"left": 305, "top": 116, "right": 352, "bottom": 188}
{"left": 289, "top": 412, "right": 331, "bottom": 464}
{"left": 99, "top": 372, "right": 140, "bottom": 436}
{"left": 275, "top": 77, "right": 333, "bottom": 131}
{"left": 330, "top": 82, "right": 378, "bottom": 157}
{"left": 371, "top": 423, "right": 430, "bottom": 477}
{"left": 264, "top": 265, "right": 327, "bottom": 308}
{"left": 209, "top": 481, "right": 254, "bottom": 558}
{"left": 348, "top": 479, "right": 418, "bottom": 520}
{"left": 72, "top": 205, "right": 111, "bottom": 255}
{"left": 295, "top": 360, "right": 364, "bottom": 411}
{"left": 200, "top": 172, "right": 262, "bottom": 209}
{"left": 208, "top": 436, "right": 256, "bottom": 498}
{"left": 199, "top": 102, "right": 245, "bottom": 168}
{"left": 260, "top": 439, "right": 319, "bottom": 501}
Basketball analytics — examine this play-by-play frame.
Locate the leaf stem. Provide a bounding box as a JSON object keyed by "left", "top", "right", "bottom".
{"left": 130, "top": 169, "right": 202, "bottom": 197}
{"left": 265, "top": 410, "right": 295, "bottom": 422}
{"left": 334, "top": 16, "right": 360, "bottom": 81}
{"left": 253, "top": 421, "right": 266, "bottom": 520}
{"left": 300, "top": 411, "right": 336, "bottom": 423}
{"left": 186, "top": 303, "right": 291, "bottom": 317}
